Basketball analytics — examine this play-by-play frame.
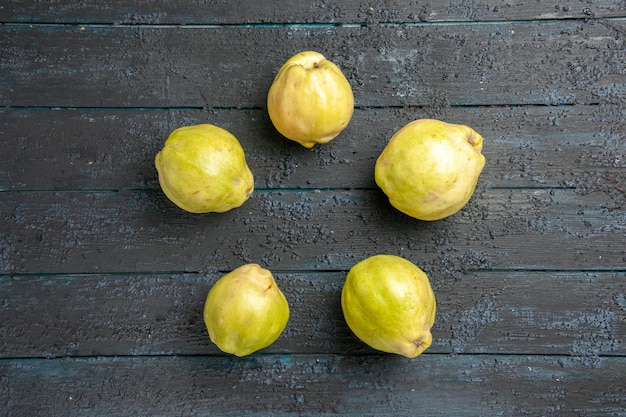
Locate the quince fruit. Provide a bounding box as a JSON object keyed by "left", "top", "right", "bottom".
{"left": 341, "top": 254, "right": 436, "bottom": 358}
{"left": 155, "top": 124, "right": 254, "bottom": 213}
{"left": 204, "top": 264, "right": 290, "bottom": 357}
{"left": 375, "top": 119, "right": 485, "bottom": 221}
{"left": 267, "top": 51, "right": 354, "bottom": 148}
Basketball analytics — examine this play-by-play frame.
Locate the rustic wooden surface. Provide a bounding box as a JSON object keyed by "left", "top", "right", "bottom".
{"left": 1, "top": 1, "right": 625, "bottom": 416}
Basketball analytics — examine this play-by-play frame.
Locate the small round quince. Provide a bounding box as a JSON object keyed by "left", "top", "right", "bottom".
{"left": 267, "top": 51, "right": 354, "bottom": 148}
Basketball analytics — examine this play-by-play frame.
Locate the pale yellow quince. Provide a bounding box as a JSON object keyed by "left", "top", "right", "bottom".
{"left": 154, "top": 124, "right": 254, "bottom": 213}
{"left": 204, "top": 264, "right": 290, "bottom": 357}
{"left": 267, "top": 51, "right": 354, "bottom": 148}
{"left": 375, "top": 119, "right": 485, "bottom": 221}
{"left": 341, "top": 254, "right": 436, "bottom": 358}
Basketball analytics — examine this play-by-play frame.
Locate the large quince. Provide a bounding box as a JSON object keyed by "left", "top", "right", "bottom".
{"left": 154, "top": 124, "right": 254, "bottom": 213}
{"left": 204, "top": 264, "right": 290, "bottom": 357}
{"left": 341, "top": 254, "right": 436, "bottom": 358}
{"left": 375, "top": 119, "right": 485, "bottom": 221}
{"left": 267, "top": 51, "right": 354, "bottom": 148}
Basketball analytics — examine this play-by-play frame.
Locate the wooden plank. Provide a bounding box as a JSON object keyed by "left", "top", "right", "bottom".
{"left": 1, "top": 104, "right": 624, "bottom": 191}
{"left": 1, "top": 271, "right": 624, "bottom": 358}
{"left": 2, "top": 0, "right": 625, "bottom": 24}
{"left": 1, "top": 189, "right": 624, "bottom": 275}
{"left": 1, "top": 355, "right": 625, "bottom": 416}
{"left": 1, "top": 20, "right": 625, "bottom": 108}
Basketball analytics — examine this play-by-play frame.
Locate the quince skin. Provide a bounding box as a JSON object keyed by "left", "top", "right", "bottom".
{"left": 204, "top": 264, "right": 290, "bottom": 357}
{"left": 267, "top": 51, "right": 354, "bottom": 148}
{"left": 155, "top": 124, "right": 254, "bottom": 213}
{"left": 341, "top": 254, "right": 436, "bottom": 358}
{"left": 375, "top": 119, "right": 485, "bottom": 221}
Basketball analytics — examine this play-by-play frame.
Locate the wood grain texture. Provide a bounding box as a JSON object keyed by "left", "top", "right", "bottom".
{"left": 1, "top": 2, "right": 625, "bottom": 415}
{"left": 1, "top": 355, "right": 625, "bottom": 416}
{"left": 1, "top": 104, "right": 624, "bottom": 191}
{"left": 1, "top": 20, "right": 625, "bottom": 108}
{"left": 1, "top": 189, "right": 624, "bottom": 275}
{"left": 1, "top": 271, "right": 624, "bottom": 358}
{"left": 2, "top": 0, "right": 625, "bottom": 24}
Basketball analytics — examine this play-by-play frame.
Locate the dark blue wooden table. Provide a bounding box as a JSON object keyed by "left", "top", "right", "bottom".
{"left": 1, "top": 1, "right": 625, "bottom": 415}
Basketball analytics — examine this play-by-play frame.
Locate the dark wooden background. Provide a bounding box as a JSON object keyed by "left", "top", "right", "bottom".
{"left": 1, "top": 1, "right": 625, "bottom": 416}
